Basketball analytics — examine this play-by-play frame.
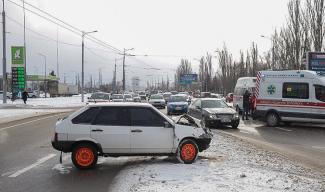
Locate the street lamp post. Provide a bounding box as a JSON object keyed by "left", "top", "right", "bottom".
{"left": 2, "top": 0, "right": 7, "bottom": 103}
{"left": 81, "top": 30, "right": 97, "bottom": 102}
{"left": 122, "top": 48, "right": 134, "bottom": 93}
{"left": 38, "top": 53, "right": 47, "bottom": 98}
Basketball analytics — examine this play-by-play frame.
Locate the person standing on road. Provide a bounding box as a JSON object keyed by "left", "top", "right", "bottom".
{"left": 242, "top": 90, "right": 251, "bottom": 120}
{"left": 22, "top": 90, "right": 28, "bottom": 104}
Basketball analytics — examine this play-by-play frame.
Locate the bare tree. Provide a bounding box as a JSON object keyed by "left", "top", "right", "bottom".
{"left": 306, "top": 0, "right": 325, "bottom": 51}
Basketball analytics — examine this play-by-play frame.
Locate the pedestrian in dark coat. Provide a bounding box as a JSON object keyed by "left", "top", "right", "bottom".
{"left": 22, "top": 90, "right": 28, "bottom": 104}
{"left": 242, "top": 90, "right": 251, "bottom": 120}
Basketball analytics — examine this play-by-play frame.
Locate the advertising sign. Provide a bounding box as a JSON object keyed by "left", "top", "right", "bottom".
{"left": 307, "top": 52, "right": 325, "bottom": 75}
{"left": 11, "top": 46, "right": 25, "bottom": 92}
{"left": 179, "top": 74, "right": 198, "bottom": 85}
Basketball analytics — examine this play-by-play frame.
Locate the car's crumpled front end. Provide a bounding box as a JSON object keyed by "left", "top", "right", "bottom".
{"left": 174, "top": 114, "right": 213, "bottom": 152}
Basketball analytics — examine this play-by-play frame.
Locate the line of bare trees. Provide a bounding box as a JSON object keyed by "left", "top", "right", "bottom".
{"left": 173, "top": 0, "right": 325, "bottom": 95}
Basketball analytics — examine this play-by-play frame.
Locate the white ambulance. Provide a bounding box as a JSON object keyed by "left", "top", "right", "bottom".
{"left": 254, "top": 70, "right": 325, "bottom": 127}
{"left": 233, "top": 77, "right": 257, "bottom": 112}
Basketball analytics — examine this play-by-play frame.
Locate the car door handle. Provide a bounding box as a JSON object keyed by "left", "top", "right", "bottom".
{"left": 91, "top": 129, "right": 103, "bottom": 132}
{"left": 131, "top": 129, "right": 143, "bottom": 133}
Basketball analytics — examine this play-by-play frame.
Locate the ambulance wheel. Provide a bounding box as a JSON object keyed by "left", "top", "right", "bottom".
{"left": 266, "top": 112, "right": 280, "bottom": 127}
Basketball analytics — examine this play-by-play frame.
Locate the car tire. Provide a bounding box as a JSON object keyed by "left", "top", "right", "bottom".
{"left": 32, "top": 95, "right": 36, "bottom": 98}
{"left": 266, "top": 112, "right": 280, "bottom": 127}
{"left": 72, "top": 143, "right": 98, "bottom": 170}
{"left": 177, "top": 139, "right": 199, "bottom": 164}
{"left": 231, "top": 121, "right": 239, "bottom": 129}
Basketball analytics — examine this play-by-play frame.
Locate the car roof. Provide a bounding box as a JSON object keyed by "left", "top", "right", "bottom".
{"left": 199, "top": 98, "right": 224, "bottom": 101}
{"left": 88, "top": 102, "right": 152, "bottom": 107}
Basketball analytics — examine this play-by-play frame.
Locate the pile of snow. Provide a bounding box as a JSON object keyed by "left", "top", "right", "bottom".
{"left": 0, "top": 108, "right": 73, "bottom": 124}
{"left": 109, "top": 132, "right": 324, "bottom": 192}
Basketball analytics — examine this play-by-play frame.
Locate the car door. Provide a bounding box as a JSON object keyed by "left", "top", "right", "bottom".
{"left": 129, "top": 107, "right": 174, "bottom": 154}
{"left": 91, "top": 107, "right": 131, "bottom": 153}
{"left": 69, "top": 107, "right": 100, "bottom": 141}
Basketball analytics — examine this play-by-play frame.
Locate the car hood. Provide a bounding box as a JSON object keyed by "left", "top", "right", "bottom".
{"left": 168, "top": 102, "right": 188, "bottom": 106}
{"left": 203, "top": 107, "right": 236, "bottom": 114}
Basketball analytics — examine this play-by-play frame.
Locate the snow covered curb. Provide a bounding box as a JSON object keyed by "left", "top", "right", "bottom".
{"left": 109, "top": 132, "right": 325, "bottom": 192}
{"left": 0, "top": 108, "right": 74, "bottom": 124}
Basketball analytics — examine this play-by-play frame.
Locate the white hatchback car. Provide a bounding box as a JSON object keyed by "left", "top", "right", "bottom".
{"left": 52, "top": 103, "right": 212, "bottom": 169}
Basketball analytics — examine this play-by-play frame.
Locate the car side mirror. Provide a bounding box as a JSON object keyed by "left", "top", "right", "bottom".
{"left": 196, "top": 106, "right": 201, "bottom": 110}
{"left": 164, "top": 121, "right": 173, "bottom": 128}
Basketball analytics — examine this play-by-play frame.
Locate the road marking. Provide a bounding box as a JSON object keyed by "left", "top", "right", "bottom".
{"left": 0, "top": 114, "right": 63, "bottom": 132}
{"left": 275, "top": 127, "right": 292, "bottom": 132}
{"left": 8, "top": 154, "right": 56, "bottom": 178}
{"left": 239, "top": 130, "right": 250, "bottom": 134}
{"left": 312, "top": 146, "right": 325, "bottom": 150}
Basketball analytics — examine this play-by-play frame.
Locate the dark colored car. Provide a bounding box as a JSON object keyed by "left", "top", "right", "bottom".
{"left": 88, "top": 92, "right": 110, "bottom": 103}
{"left": 188, "top": 98, "right": 240, "bottom": 129}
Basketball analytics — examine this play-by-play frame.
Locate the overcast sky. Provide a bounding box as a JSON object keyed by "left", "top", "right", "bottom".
{"left": 1, "top": 0, "right": 290, "bottom": 86}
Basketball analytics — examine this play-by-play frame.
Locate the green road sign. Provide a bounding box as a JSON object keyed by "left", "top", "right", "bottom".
{"left": 11, "top": 46, "right": 25, "bottom": 65}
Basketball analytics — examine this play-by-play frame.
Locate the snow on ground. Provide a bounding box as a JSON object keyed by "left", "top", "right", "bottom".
{"left": 109, "top": 132, "right": 325, "bottom": 192}
{"left": 0, "top": 108, "right": 73, "bottom": 124}
{"left": 0, "top": 94, "right": 90, "bottom": 109}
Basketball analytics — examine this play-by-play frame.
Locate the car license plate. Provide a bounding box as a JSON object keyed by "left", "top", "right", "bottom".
{"left": 175, "top": 107, "right": 182, "bottom": 110}
{"left": 220, "top": 116, "right": 231, "bottom": 123}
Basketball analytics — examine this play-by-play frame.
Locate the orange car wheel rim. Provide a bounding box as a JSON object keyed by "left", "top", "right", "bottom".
{"left": 75, "top": 147, "right": 94, "bottom": 167}
{"left": 181, "top": 144, "right": 196, "bottom": 161}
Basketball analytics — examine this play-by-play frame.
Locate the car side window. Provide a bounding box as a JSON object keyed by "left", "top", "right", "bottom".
{"left": 282, "top": 83, "right": 309, "bottom": 99}
{"left": 315, "top": 85, "right": 325, "bottom": 102}
{"left": 130, "top": 108, "right": 165, "bottom": 127}
{"left": 72, "top": 107, "right": 100, "bottom": 124}
{"left": 93, "top": 107, "right": 130, "bottom": 126}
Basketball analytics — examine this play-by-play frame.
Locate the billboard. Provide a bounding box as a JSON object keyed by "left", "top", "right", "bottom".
{"left": 179, "top": 74, "right": 198, "bottom": 85}
{"left": 11, "top": 46, "right": 26, "bottom": 92}
{"left": 307, "top": 52, "right": 325, "bottom": 75}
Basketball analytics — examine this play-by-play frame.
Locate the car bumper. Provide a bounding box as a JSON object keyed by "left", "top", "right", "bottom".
{"left": 51, "top": 140, "right": 74, "bottom": 153}
{"left": 151, "top": 103, "right": 166, "bottom": 108}
{"left": 168, "top": 108, "right": 188, "bottom": 115}
{"left": 197, "top": 134, "right": 213, "bottom": 152}
{"left": 205, "top": 118, "right": 240, "bottom": 127}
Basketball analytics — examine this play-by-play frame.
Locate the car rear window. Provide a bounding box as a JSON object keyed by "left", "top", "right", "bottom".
{"left": 72, "top": 107, "right": 100, "bottom": 124}
{"left": 93, "top": 107, "right": 130, "bottom": 126}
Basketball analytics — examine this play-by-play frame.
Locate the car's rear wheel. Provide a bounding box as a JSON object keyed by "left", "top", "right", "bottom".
{"left": 177, "top": 139, "right": 199, "bottom": 164}
{"left": 72, "top": 143, "right": 98, "bottom": 170}
{"left": 266, "top": 112, "right": 280, "bottom": 127}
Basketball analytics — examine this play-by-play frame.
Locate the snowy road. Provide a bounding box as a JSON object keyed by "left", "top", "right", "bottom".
{"left": 0, "top": 105, "right": 324, "bottom": 192}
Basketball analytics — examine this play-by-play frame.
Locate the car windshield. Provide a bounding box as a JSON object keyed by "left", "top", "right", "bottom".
{"left": 91, "top": 93, "right": 109, "bottom": 99}
{"left": 202, "top": 100, "right": 229, "bottom": 109}
{"left": 170, "top": 95, "right": 187, "bottom": 102}
{"left": 112, "top": 94, "right": 123, "bottom": 99}
{"left": 124, "top": 95, "right": 132, "bottom": 98}
{"left": 151, "top": 95, "right": 163, "bottom": 99}
{"left": 163, "top": 93, "right": 171, "bottom": 98}
{"left": 179, "top": 92, "right": 189, "bottom": 96}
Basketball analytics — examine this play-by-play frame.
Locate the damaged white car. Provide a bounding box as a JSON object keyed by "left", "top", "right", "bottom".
{"left": 52, "top": 103, "right": 213, "bottom": 169}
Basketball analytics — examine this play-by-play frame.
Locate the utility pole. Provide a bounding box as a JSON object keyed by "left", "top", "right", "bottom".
{"left": 38, "top": 53, "right": 47, "bottom": 98}
{"left": 122, "top": 48, "right": 134, "bottom": 93}
{"left": 56, "top": 27, "right": 59, "bottom": 79}
{"left": 2, "top": 0, "right": 7, "bottom": 103}
{"left": 113, "top": 59, "right": 117, "bottom": 94}
{"left": 23, "top": 0, "right": 27, "bottom": 90}
{"left": 81, "top": 30, "right": 97, "bottom": 102}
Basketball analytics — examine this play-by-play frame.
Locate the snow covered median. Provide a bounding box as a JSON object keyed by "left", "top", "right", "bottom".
{"left": 109, "top": 131, "right": 325, "bottom": 192}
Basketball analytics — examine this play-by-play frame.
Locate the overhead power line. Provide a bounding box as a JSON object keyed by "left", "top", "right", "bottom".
{"left": 7, "top": 0, "right": 122, "bottom": 53}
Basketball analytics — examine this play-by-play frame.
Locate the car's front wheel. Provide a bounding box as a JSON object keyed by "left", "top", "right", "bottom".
{"left": 177, "top": 139, "right": 199, "bottom": 164}
{"left": 72, "top": 143, "right": 98, "bottom": 170}
{"left": 231, "top": 120, "right": 239, "bottom": 129}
